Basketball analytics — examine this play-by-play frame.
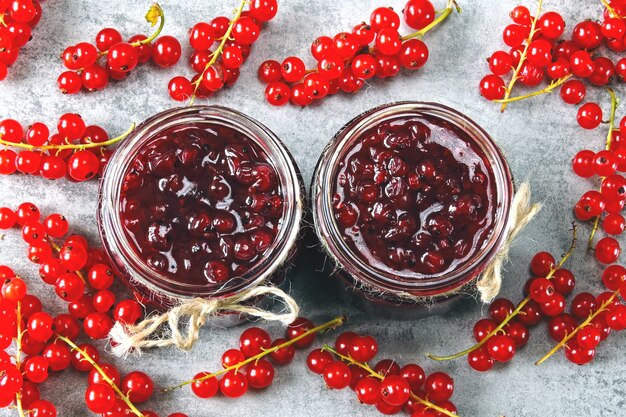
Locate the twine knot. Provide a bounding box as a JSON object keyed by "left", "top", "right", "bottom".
{"left": 476, "top": 181, "right": 542, "bottom": 303}
{"left": 108, "top": 285, "right": 299, "bottom": 357}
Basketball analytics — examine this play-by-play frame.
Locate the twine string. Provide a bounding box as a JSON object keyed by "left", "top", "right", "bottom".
{"left": 475, "top": 181, "right": 542, "bottom": 303}
{"left": 109, "top": 285, "right": 299, "bottom": 357}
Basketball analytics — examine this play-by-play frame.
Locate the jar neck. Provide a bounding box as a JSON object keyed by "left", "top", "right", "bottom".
{"left": 312, "top": 102, "right": 513, "bottom": 297}
{"left": 99, "top": 105, "right": 303, "bottom": 303}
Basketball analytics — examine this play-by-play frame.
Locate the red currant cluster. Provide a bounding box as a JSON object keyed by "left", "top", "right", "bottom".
{"left": 0, "top": 0, "right": 43, "bottom": 82}
{"left": 0, "top": 202, "right": 144, "bottom": 340}
{"left": 58, "top": 4, "right": 181, "bottom": 94}
{"left": 0, "top": 115, "right": 132, "bottom": 181}
{"left": 308, "top": 331, "right": 459, "bottom": 417}
{"left": 168, "top": 0, "right": 278, "bottom": 102}
{"left": 258, "top": 0, "right": 459, "bottom": 106}
{"left": 536, "top": 263, "right": 626, "bottom": 365}
{"left": 0, "top": 270, "right": 187, "bottom": 417}
{"left": 170, "top": 317, "right": 341, "bottom": 399}
{"left": 572, "top": 91, "right": 625, "bottom": 264}
{"left": 428, "top": 234, "right": 578, "bottom": 371}
{"left": 479, "top": 1, "right": 626, "bottom": 119}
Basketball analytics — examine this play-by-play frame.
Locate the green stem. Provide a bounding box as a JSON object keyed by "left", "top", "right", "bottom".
{"left": 164, "top": 316, "right": 346, "bottom": 392}
{"left": 588, "top": 88, "right": 619, "bottom": 248}
{"left": 58, "top": 335, "right": 145, "bottom": 417}
{"left": 601, "top": 0, "right": 619, "bottom": 17}
{"left": 323, "top": 346, "right": 459, "bottom": 417}
{"left": 187, "top": 0, "right": 247, "bottom": 106}
{"left": 401, "top": 0, "right": 460, "bottom": 41}
{"left": 0, "top": 124, "right": 135, "bottom": 151}
{"left": 494, "top": 73, "right": 572, "bottom": 104}
{"left": 499, "top": 0, "right": 544, "bottom": 112}
{"left": 428, "top": 225, "right": 577, "bottom": 361}
{"left": 535, "top": 289, "right": 620, "bottom": 365}
{"left": 14, "top": 301, "right": 25, "bottom": 417}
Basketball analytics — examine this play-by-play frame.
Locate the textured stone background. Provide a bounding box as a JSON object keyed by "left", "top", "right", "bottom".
{"left": 0, "top": 0, "right": 625, "bottom": 416}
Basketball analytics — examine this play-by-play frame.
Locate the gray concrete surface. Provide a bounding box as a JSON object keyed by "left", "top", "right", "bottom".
{"left": 0, "top": 0, "right": 624, "bottom": 416}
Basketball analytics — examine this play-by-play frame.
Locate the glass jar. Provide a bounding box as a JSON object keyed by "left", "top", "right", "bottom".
{"left": 98, "top": 106, "right": 304, "bottom": 324}
{"left": 311, "top": 102, "right": 514, "bottom": 320}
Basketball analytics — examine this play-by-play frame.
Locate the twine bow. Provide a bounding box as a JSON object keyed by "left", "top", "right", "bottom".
{"left": 108, "top": 285, "right": 299, "bottom": 357}
{"left": 476, "top": 181, "right": 542, "bottom": 303}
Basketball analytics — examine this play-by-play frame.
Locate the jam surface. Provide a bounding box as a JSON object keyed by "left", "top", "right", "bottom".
{"left": 119, "top": 123, "right": 283, "bottom": 287}
{"left": 332, "top": 115, "right": 497, "bottom": 277}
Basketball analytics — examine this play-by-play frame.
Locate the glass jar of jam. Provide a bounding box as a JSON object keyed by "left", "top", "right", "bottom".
{"left": 98, "top": 106, "right": 304, "bottom": 322}
{"left": 311, "top": 102, "right": 514, "bottom": 319}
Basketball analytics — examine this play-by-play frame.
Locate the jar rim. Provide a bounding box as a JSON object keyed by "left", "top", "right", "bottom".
{"left": 311, "top": 101, "right": 514, "bottom": 297}
{"left": 98, "top": 105, "right": 303, "bottom": 303}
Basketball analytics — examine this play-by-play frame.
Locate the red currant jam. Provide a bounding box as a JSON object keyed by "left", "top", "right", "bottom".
{"left": 119, "top": 124, "right": 283, "bottom": 286}
{"left": 99, "top": 107, "right": 303, "bottom": 310}
{"left": 312, "top": 102, "right": 512, "bottom": 317}
{"left": 332, "top": 115, "right": 495, "bottom": 277}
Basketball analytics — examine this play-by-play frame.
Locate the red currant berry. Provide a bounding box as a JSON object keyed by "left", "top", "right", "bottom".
{"left": 595, "top": 237, "right": 621, "bottom": 264}
{"left": 240, "top": 327, "right": 271, "bottom": 357}
{"left": 285, "top": 317, "right": 316, "bottom": 348}
{"left": 122, "top": 371, "right": 154, "bottom": 403}
{"left": 152, "top": 36, "right": 182, "bottom": 67}
{"left": 191, "top": 372, "right": 218, "bottom": 398}
{"left": 189, "top": 22, "right": 215, "bottom": 51}
{"left": 246, "top": 358, "right": 275, "bottom": 389}
{"left": 538, "top": 11, "right": 565, "bottom": 39}
{"left": 219, "top": 370, "right": 248, "bottom": 397}
{"left": 565, "top": 340, "right": 595, "bottom": 365}
{"left": 323, "top": 361, "right": 351, "bottom": 389}
{"left": 572, "top": 21, "right": 603, "bottom": 50}
{"left": 232, "top": 17, "right": 260, "bottom": 45}
{"left": 85, "top": 383, "right": 116, "bottom": 413}
{"left": 403, "top": 0, "right": 435, "bottom": 30}
{"left": 577, "top": 102, "right": 603, "bottom": 130}
{"left": 168, "top": 76, "right": 193, "bottom": 102}
{"left": 424, "top": 372, "right": 454, "bottom": 401}
{"left": 479, "top": 74, "right": 505, "bottom": 100}
{"left": 487, "top": 334, "right": 516, "bottom": 362}
{"left": 468, "top": 346, "right": 494, "bottom": 372}
{"left": 370, "top": 6, "right": 400, "bottom": 31}
{"left": 265, "top": 81, "right": 291, "bottom": 106}
{"left": 96, "top": 28, "right": 123, "bottom": 52}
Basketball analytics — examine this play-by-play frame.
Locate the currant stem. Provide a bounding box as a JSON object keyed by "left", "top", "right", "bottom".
{"left": 57, "top": 335, "right": 145, "bottom": 417}
{"left": 401, "top": 0, "right": 461, "bottom": 41}
{"left": 588, "top": 88, "right": 619, "bottom": 248}
{"left": 535, "top": 289, "right": 620, "bottom": 365}
{"left": 187, "top": 0, "right": 247, "bottom": 106}
{"left": 14, "top": 301, "right": 26, "bottom": 417}
{"left": 601, "top": 0, "right": 619, "bottom": 18}
{"left": 499, "top": 0, "right": 544, "bottom": 112}
{"left": 493, "top": 73, "right": 573, "bottom": 104}
{"left": 427, "top": 225, "right": 578, "bottom": 361}
{"left": 0, "top": 123, "right": 135, "bottom": 152}
{"left": 163, "top": 316, "right": 346, "bottom": 392}
{"left": 322, "top": 345, "right": 459, "bottom": 417}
